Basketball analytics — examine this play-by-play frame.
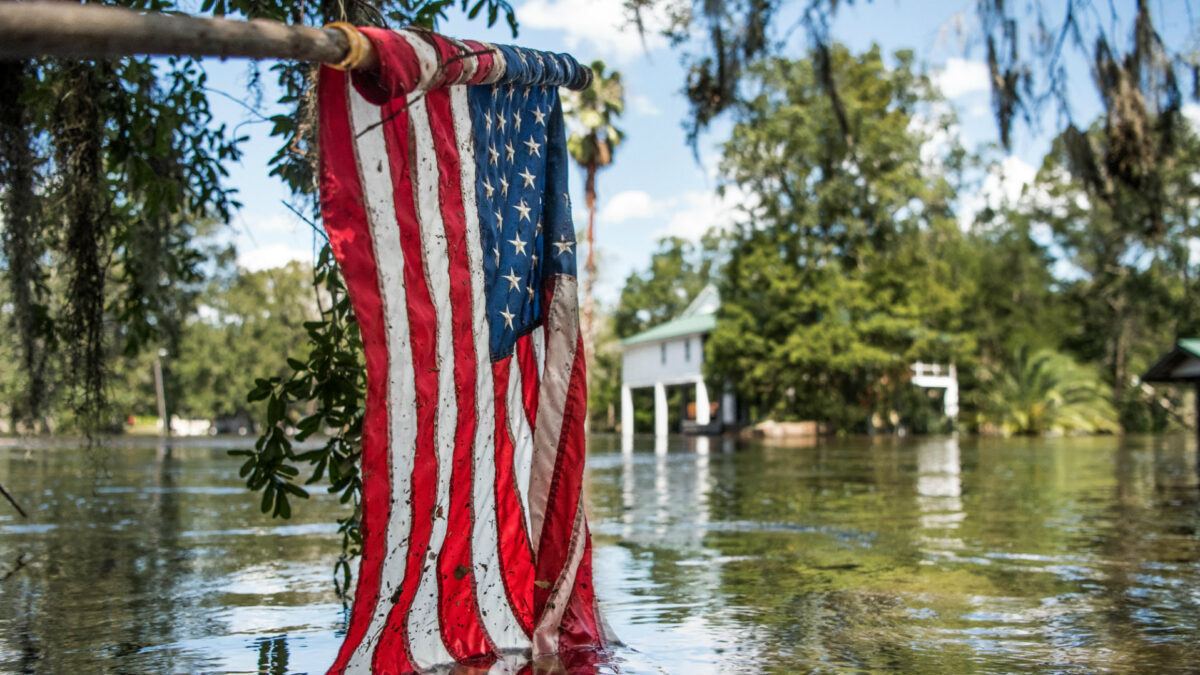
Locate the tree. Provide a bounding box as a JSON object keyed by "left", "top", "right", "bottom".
{"left": 975, "top": 347, "right": 1119, "bottom": 435}
{"left": 706, "top": 46, "right": 975, "bottom": 430}
{"left": 0, "top": 0, "right": 521, "bottom": 577}
{"left": 1010, "top": 119, "right": 1200, "bottom": 426}
{"left": 173, "top": 262, "right": 321, "bottom": 419}
{"left": 613, "top": 235, "right": 721, "bottom": 339}
{"left": 564, "top": 60, "right": 625, "bottom": 387}
{"left": 628, "top": 0, "right": 1198, "bottom": 184}
{"left": 962, "top": 213, "right": 1070, "bottom": 363}
{"left": 0, "top": 34, "right": 242, "bottom": 434}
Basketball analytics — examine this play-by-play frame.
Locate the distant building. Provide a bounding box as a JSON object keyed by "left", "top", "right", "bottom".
{"left": 1143, "top": 338, "right": 1200, "bottom": 451}
{"left": 619, "top": 285, "right": 736, "bottom": 436}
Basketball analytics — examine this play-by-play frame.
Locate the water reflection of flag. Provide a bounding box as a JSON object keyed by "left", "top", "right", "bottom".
{"left": 317, "top": 28, "right": 609, "bottom": 674}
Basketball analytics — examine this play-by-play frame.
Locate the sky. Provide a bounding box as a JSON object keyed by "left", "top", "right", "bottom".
{"left": 202, "top": 0, "right": 1198, "bottom": 304}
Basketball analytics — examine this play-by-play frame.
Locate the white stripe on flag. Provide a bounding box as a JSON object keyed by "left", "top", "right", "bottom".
{"left": 344, "top": 84, "right": 417, "bottom": 675}
{"left": 398, "top": 30, "right": 441, "bottom": 92}
{"left": 508, "top": 351, "right": 534, "bottom": 530}
{"left": 479, "top": 42, "right": 506, "bottom": 85}
{"left": 532, "top": 325, "right": 546, "bottom": 383}
{"left": 449, "top": 37, "right": 478, "bottom": 83}
{"left": 449, "top": 85, "right": 530, "bottom": 652}
{"left": 405, "top": 94, "right": 459, "bottom": 669}
{"left": 528, "top": 275, "right": 579, "bottom": 553}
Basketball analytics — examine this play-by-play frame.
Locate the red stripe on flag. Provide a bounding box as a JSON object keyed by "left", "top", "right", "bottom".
{"left": 558, "top": 528, "right": 603, "bottom": 652}
{"left": 491, "top": 359, "right": 537, "bottom": 635}
{"left": 461, "top": 40, "right": 497, "bottom": 84}
{"left": 353, "top": 27, "right": 423, "bottom": 104}
{"left": 533, "top": 333, "right": 589, "bottom": 615}
{"left": 515, "top": 334, "right": 539, "bottom": 427}
{"left": 423, "top": 87, "right": 498, "bottom": 663}
{"left": 318, "top": 69, "right": 393, "bottom": 675}
{"left": 369, "top": 96, "right": 441, "bottom": 675}
{"left": 426, "top": 33, "right": 467, "bottom": 91}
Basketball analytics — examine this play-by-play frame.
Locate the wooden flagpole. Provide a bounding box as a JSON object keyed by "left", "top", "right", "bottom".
{"left": 0, "top": 2, "right": 377, "bottom": 70}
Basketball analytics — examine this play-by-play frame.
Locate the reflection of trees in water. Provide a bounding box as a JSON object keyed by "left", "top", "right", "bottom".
{"left": 589, "top": 435, "right": 761, "bottom": 667}
{"left": 0, "top": 443, "right": 345, "bottom": 674}
{"left": 0, "top": 444, "right": 196, "bottom": 673}
{"left": 254, "top": 635, "right": 289, "bottom": 674}
{"left": 1087, "top": 435, "right": 1200, "bottom": 670}
{"left": 591, "top": 434, "right": 1200, "bottom": 674}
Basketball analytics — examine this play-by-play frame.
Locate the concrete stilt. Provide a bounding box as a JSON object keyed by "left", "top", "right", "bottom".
{"left": 620, "top": 384, "right": 633, "bottom": 436}
{"left": 654, "top": 381, "right": 668, "bottom": 437}
{"left": 695, "top": 379, "right": 710, "bottom": 425}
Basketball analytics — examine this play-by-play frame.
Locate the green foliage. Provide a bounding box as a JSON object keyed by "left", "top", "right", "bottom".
{"left": 629, "top": 0, "right": 1198, "bottom": 172}
{"left": 564, "top": 61, "right": 625, "bottom": 176}
{"left": 215, "top": 0, "right": 520, "bottom": 585}
{"left": 960, "top": 214, "right": 1068, "bottom": 362}
{"left": 171, "top": 262, "right": 320, "bottom": 419}
{"left": 234, "top": 244, "right": 367, "bottom": 585}
{"left": 974, "top": 348, "right": 1119, "bottom": 436}
{"left": 585, "top": 311, "right": 623, "bottom": 431}
{"left": 707, "top": 46, "right": 974, "bottom": 430}
{"left": 0, "top": 38, "right": 242, "bottom": 434}
{"left": 564, "top": 60, "right": 626, "bottom": 414}
{"left": 613, "top": 235, "right": 720, "bottom": 339}
{"left": 1012, "top": 120, "right": 1200, "bottom": 425}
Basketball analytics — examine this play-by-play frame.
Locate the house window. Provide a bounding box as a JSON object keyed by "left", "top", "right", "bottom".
{"left": 685, "top": 338, "right": 691, "bottom": 362}
{"left": 660, "top": 343, "right": 666, "bottom": 365}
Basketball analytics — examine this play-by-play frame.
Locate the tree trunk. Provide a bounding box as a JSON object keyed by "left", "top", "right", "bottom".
{"left": 582, "top": 166, "right": 598, "bottom": 433}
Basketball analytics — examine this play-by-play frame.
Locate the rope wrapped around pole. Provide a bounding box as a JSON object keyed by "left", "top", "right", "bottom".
{"left": 0, "top": 2, "right": 371, "bottom": 70}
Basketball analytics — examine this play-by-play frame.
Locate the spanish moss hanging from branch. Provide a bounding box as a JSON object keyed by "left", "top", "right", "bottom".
{"left": 0, "top": 60, "right": 52, "bottom": 434}
{"left": 52, "top": 61, "right": 113, "bottom": 437}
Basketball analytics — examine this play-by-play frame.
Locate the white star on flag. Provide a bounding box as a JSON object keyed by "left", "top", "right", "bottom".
{"left": 508, "top": 233, "right": 527, "bottom": 256}
{"left": 502, "top": 268, "right": 522, "bottom": 291}
{"left": 514, "top": 199, "right": 532, "bottom": 222}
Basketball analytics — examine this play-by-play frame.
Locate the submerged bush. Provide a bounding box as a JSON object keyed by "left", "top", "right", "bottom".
{"left": 975, "top": 348, "right": 1120, "bottom": 436}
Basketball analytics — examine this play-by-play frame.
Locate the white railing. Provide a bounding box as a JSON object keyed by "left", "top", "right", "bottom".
{"left": 911, "top": 362, "right": 951, "bottom": 379}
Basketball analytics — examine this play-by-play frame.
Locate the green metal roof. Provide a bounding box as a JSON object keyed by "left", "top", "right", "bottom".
{"left": 620, "top": 285, "right": 721, "bottom": 347}
{"left": 1142, "top": 338, "right": 1200, "bottom": 382}
{"left": 1179, "top": 339, "right": 1200, "bottom": 358}
{"left": 621, "top": 313, "right": 717, "bottom": 347}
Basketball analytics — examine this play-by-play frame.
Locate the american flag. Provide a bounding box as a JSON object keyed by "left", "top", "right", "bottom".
{"left": 317, "top": 28, "right": 610, "bottom": 674}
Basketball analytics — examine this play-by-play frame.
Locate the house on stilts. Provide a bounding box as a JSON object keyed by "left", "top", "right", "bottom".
{"left": 619, "top": 286, "right": 736, "bottom": 436}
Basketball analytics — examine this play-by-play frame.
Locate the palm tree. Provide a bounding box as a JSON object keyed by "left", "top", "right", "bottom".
{"left": 564, "top": 60, "right": 624, "bottom": 395}
{"left": 976, "top": 347, "right": 1121, "bottom": 435}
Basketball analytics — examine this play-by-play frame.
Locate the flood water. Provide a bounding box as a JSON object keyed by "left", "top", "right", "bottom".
{"left": 1, "top": 434, "right": 1198, "bottom": 674}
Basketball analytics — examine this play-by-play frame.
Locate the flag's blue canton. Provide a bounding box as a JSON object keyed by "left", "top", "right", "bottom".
{"left": 470, "top": 44, "right": 578, "bottom": 361}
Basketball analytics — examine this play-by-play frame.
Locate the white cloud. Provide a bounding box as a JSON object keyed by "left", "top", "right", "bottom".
{"left": 659, "top": 186, "right": 752, "bottom": 240}
{"left": 933, "top": 58, "right": 990, "bottom": 99}
{"left": 243, "top": 212, "right": 303, "bottom": 234}
{"left": 958, "top": 155, "right": 1038, "bottom": 227}
{"left": 628, "top": 93, "right": 661, "bottom": 116}
{"left": 968, "top": 102, "right": 990, "bottom": 118}
{"left": 1184, "top": 104, "right": 1200, "bottom": 129}
{"left": 599, "top": 189, "right": 657, "bottom": 223}
{"left": 239, "top": 243, "right": 311, "bottom": 272}
{"left": 518, "top": 0, "right": 666, "bottom": 63}
{"left": 596, "top": 185, "right": 752, "bottom": 240}
{"left": 910, "top": 104, "right": 961, "bottom": 169}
